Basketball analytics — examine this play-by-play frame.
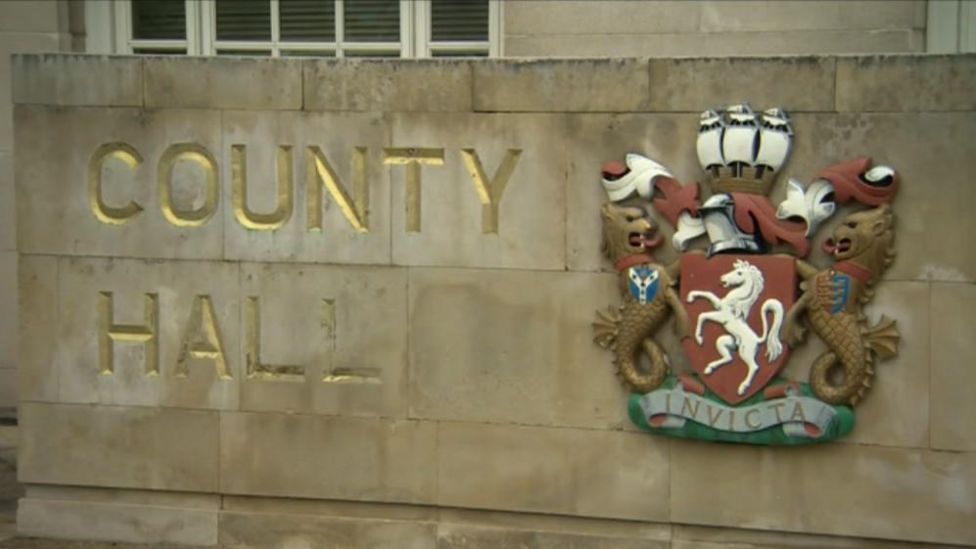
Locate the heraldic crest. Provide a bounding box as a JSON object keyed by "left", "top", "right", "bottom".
{"left": 593, "top": 104, "right": 900, "bottom": 445}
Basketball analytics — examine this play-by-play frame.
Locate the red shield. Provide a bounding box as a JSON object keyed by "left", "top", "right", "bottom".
{"left": 680, "top": 253, "right": 796, "bottom": 405}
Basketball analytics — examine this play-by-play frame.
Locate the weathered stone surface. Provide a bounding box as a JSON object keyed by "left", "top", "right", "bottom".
{"left": 19, "top": 402, "right": 219, "bottom": 492}
{"left": 930, "top": 282, "right": 976, "bottom": 452}
{"left": 0, "top": 252, "right": 15, "bottom": 375}
{"left": 11, "top": 55, "right": 143, "bottom": 107}
{"left": 220, "top": 412, "right": 436, "bottom": 504}
{"left": 390, "top": 113, "right": 566, "bottom": 270}
{"left": 15, "top": 106, "right": 225, "bottom": 260}
{"left": 504, "top": 1, "right": 701, "bottom": 35}
{"left": 237, "top": 263, "right": 408, "bottom": 418}
{"left": 473, "top": 60, "right": 650, "bottom": 113}
{"left": 699, "top": 1, "right": 925, "bottom": 32}
{"left": 221, "top": 110, "right": 393, "bottom": 265}
{"left": 505, "top": 30, "right": 922, "bottom": 58}
{"left": 144, "top": 57, "right": 302, "bottom": 110}
{"left": 0, "top": 152, "right": 13, "bottom": 251}
{"left": 18, "top": 497, "right": 218, "bottom": 546}
{"left": 672, "top": 523, "right": 949, "bottom": 549}
{"left": 0, "top": 35, "right": 63, "bottom": 146}
{"left": 837, "top": 55, "right": 976, "bottom": 112}
{"left": 54, "top": 257, "right": 240, "bottom": 410}
{"left": 17, "top": 255, "right": 56, "bottom": 402}
{"left": 671, "top": 441, "right": 976, "bottom": 546}
{"left": 436, "top": 524, "right": 668, "bottom": 549}
{"left": 220, "top": 511, "right": 435, "bottom": 549}
{"left": 844, "top": 281, "right": 929, "bottom": 448}
{"left": 436, "top": 422, "right": 669, "bottom": 521}
{"left": 0, "top": 1, "right": 61, "bottom": 32}
{"left": 408, "top": 267, "right": 630, "bottom": 429}
{"left": 304, "top": 59, "right": 472, "bottom": 112}
{"left": 647, "top": 57, "right": 836, "bottom": 112}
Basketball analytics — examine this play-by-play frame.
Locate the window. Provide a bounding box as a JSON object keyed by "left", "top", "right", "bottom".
{"left": 100, "top": 0, "right": 501, "bottom": 58}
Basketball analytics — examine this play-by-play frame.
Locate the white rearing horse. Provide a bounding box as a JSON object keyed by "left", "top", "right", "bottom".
{"left": 686, "top": 259, "right": 785, "bottom": 396}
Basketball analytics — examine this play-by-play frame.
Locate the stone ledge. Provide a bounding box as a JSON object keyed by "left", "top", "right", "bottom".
{"left": 304, "top": 59, "right": 473, "bottom": 112}
{"left": 836, "top": 54, "right": 976, "bottom": 112}
{"left": 647, "top": 56, "right": 836, "bottom": 112}
{"left": 12, "top": 54, "right": 143, "bottom": 107}
{"left": 473, "top": 59, "right": 651, "bottom": 112}
{"left": 143, "top": 56, "right": 302, "bottom": 110}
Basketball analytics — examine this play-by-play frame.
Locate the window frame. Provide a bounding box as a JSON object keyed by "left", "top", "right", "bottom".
{"left": 94, "top": 0, "right": 502, "bottom": 58}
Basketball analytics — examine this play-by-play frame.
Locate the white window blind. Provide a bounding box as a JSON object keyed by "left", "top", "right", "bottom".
{"left": 105, "top": 0, "right": 501, "bottom": 58}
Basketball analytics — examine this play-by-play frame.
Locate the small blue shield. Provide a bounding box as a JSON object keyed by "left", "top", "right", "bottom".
{"left": 628, "top": 266, "right": 660, "bottom": 305}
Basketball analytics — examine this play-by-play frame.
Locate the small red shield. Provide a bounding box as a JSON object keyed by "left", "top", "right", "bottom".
{"left": 680, "top": 253, "right": 796, "bottom": 405}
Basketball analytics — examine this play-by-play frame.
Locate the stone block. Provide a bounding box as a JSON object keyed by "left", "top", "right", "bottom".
{"left": 436, "top": 524, "right": 669, "bottom": 549}
{"left": 219, "top": 511, "right": 436, "bottom": 549}
{"left": 144, "top": 56, "right": 302, "bottom": 110}
{"left": 304, "top": 59, "right": 472, "bottom": 112}
{"left": 19, "top": 402, "right": 219, "bottom": 492}
{"left": 672, "top": 524, "right": 938, "bottom": 549}
{"left": 0, "top": 369, "right": 15, "bottom": 410}
{"left": 0, "top": 153, "right": 13, "bottom": 251}
{"left": 220, "top": 412, "right": 436, "bottom": 504}
{"left": 11, "top": 54, "right": 143, "bottom": 107}
{"left": 54, "top": 257, "right": 240, "bottom": 410}
{"left": 436, "top": 422, "right": 670, "bottom": 521}
{"left": 837, "top": 55, "right": 976, "bottom": 112}
{"left": 237, "top": 263, "right": 408, "bottom": 418}
{"left": 221, "top": 110, "right": 393, "bottom": 265}
{"left": 505, "top": 30, "right": 922, "bottom": 58}
{"left": 0, "top": 34, "right": 62, "bottom": 146}
{"left": 437, "top": 507, "right": 672, "bottom": 540}
{"left": 844, "top": 281, "right": 929, "bottom": 448}
{"left": 408, "top": 267, "right": 631, "bottom": 429}
{"left": 17, "top": 255, "right": 56, "bottom": 402}
{"left": 15, "top": 106, "right": 225, "bottom": 260}
{"left": 18, "top": 495, "right": 218, "bottom": 545}
{"left": 0, "top": 1, "right": 61, "bottom": 32}
{"left": 473, "top": 60, "right": 650, "bottom": 113}
{"left": 0, "top": 252, "right": 15, "bottom": 373}
{"left": 670, "top": 441, "right": 976, "bottom": 546}
{"left": 503, "top": 1, "right": 701, "bottom": 35}
{"left": 390, "top": 113, "right": 566, "bottom": 270}
{"left": 699, "top": 1, "right": 925, "bottom": 32}
{"left": 647, "top": 57, "right": 836, "bottom": 112}
{"left": 930, "top": 282, "right": 976, "bottom": 451}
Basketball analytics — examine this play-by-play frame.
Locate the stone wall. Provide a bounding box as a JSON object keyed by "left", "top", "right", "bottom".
{"left": 11, "top": 54, "right": 976, "bottom": 547}
{"left": 503, "top": 1, "right": 926, "bottom": 56}
{"left": 0, "top": 0, "right": 79, "bottom": 412}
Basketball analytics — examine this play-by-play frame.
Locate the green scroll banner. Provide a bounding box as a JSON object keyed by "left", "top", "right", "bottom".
{"left": 628, "top": 376, "right": 855, "bottom": 445}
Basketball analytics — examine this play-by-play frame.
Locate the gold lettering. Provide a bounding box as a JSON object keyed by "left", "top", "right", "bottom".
{"left": 679, "top": 396, "right": 700, "bottom": 420}
{"left": 244, "top": 296, "right": 305, "bottom": 381}
{"left": 745, "top": 408, "right": 762, "bottom": 429}
{"left": 232, "top": 144, "right": 293, "bottom": 230}
{"left": 383, "top": 147, "right": 445, "bottom": 232}
{"left": 88, "top": 143, "right": 144, "bottom": 225}
{"left": 98, "top": 291, "right": 158, "bottom": 376}
{"left": 769, "top": 401, "right": 787, "bottom": 423}
{"left": 158, "top": 143, "right": 219, "bottom": 227}
{"left": 460, "top": 149, "right": 522, "bottom": 234}
{"left": 790, "top": 402, "right": 808, "bottom": 423}
{"left": 706, "top": 404, "right": 724, "bottom": 427}
{"left": 306, "top": 146, "right": 368, "bottom": 233}
{"left": 175, "top": 295, "right": 231, "bottom": 379}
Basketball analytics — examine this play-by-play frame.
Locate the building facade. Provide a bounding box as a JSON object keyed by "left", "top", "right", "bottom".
{"left": 4, "top": 1, "right": 976, "bottom": 547}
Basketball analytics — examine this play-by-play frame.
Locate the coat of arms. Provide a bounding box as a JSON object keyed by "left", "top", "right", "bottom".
{"left": 593, "top": 104, "right": 900, "bottom": 445}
